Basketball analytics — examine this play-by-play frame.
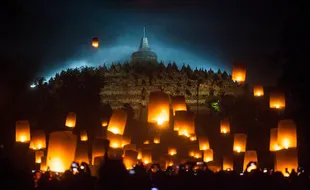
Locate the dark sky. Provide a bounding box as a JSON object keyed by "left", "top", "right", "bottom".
{"left": 1, "top": 0, "right": 305, "bottom": 85}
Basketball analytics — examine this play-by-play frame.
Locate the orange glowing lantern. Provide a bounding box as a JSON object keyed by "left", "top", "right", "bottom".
{"left": 35, "top": 150, "right": 44, "bottom": 164}
{"left": 147, "top": 91, "right": 170, "bottom": 126}
{"left": 188, "top": 148, "right": 202, "bottom": 159}
{"left": 142, "top": 150, "right": 152, "bottom": 164}
{"left": 165, "top": 160, "right": 174, "bottom": 168}
{"left": 92, "top": 37, "right": 99, "bottom": 48}
{"left": 220, "top": 119, "right": 230, "bottom": 134}
{"left": 277, "top": 120, "right": 297, "bottom": 149}
{"left": 122, "top": 136, "right": 131, "bottom": 147}
{"left": 15, "top": 120, "right": 30, "bottom": 143}
{"left": 171, "top": 96, "right": 187, "bottom": 116}
{"left": 153, "top": 136, "right": 160, "bottom": 144}
{"left": 107, "top": 109, "right": 127, "bottom": 135}
{"left": 232, "top": 64, "right": 246, "bottom": 82}
{"left": 80, "top": 130, "right": 88, "bottom": 141}
{"left": 243, "top": 150, "right": 258, "bottom": 171}
{"left": 101, "top": 119, "right": 108, "bottom": 127}
{"left": 92, "top": 139, "right": 107, "bottom": 165}
{"left": 40, "top": 156, "right": 47, "bottom": 171}
{"left": 123, "top": 150, "right": 138, "bottom": 169}
{"left": 65, "top": 112, "right": 76, "bottom": 128}
{"left": 75, "top": 142, "right": 89, "bottom": 164}
{"left": 29, "top": 130, "right": 46, "bottom": 150}
{"left": 223, "top": 156, "right": 234, "bottom": 171}
{"left": 46, "top": 131, "right": 77, "bottom": 173}
{"left": 253, "top": 85, "right": 264, "bottom": 97}
{"left": 269, "top": 92, "right": 285, "bottom": 109}
{"left": 143, "top": 140, "right": 150, "bottom": 144}
{"left": 168, "top": 147, "right": 177, "bottom": 156}
{"left": 270, "top": 128, "right": 281, "bottom": 151}
{"left": 174, "top": 111, "right": 195, "bottom": 137}
{"left": 275, "top": 148, "right": 298, "bottom": 177}
{"left": 233, "top": 133, "right": 247, "bottom": 153}
{"left": 137, "top": 149, "right": 142, "bottom": 160}
{"left": 203, "top": 149, "right": 214, "bottom": 162}
{"left": 106, "top": 131, "right": 123, "bottom": 149}
{"left": 198, "top": 136, "right": 210, "bottom": 150}
{"left": 190, "top": 134, "right": 197, "bottom": 141}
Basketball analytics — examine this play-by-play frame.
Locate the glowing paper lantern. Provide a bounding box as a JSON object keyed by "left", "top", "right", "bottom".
{"left": 141, "top": 150, "right": 152, "bottom": 164}
{"left": 46, "top": 131, "right": 77, "bottom": 173}
{"left": 198, "top": 136, "right": 210, "bottom": 150}
{"left": 80, "top": 130, "right": 88, "bottom": 141}
{"left": 220, "top": 119, "right": 230, "bottom": 134}
{"left": 143, "top": 140, "right": 150, "bottom": 144}
{"left": 190, "top": 135, "right": 197, "bottom": 141}
{"left": 101, "top": 119, "right": 108, "bottom": 127}
{"left": 165, "top": 160, "right": 174, "bottom": 168}
{"left": 253, "top": 85, "right": 264, "bottom": 97}
{"left": 233, "top": 133, "right": 247, "bottom": 153}
{"left": 232, "top": 64, "right": 246, "bottom": 82}
{"left": 106, "top": 131, "right": 123, "bottom": 149}
{"left": 35, "top": 150, "right": 44, "bottom": 164}
{"left": 168, "top": 147, "right": 177, "bottom": 156}
{"left": 171, "top": 96, "right": 187, "bottom": 116}
{"left": 123, "top": 150, "right": 138, "bottom": 169}
{"left": 92, "top": 37, "right": 99, "bottom": 48}
{"left": 203, "top": 149, "right": 213, "bottom": 162}
{"left": 137, "top": 149, "right": 142, "bottom": 160}
{"left": 122, "top": 136, "right": 131, "bottom": 147}
{"left": 223, "top": 156, "right": 233, "bottom": 171}
{"left": 29, "top": 130, "right": 46, "bottom": 150}
{"left": 65, "top": 112, "right": 76, "bottom": 128}
{"left": 243, "top": 150, "right": 258, "bottom": 171}
{"left": 107, "top": 109, "right": 127, "bottom": 135}
{"left": 92, "top": 139, "right": 107, "bottom": 165}
{"left": 269, "top": 92, "right": 285, "bottom": 109}
{"left": 147, "top": 91, "right": 170, "bottom": 126}
{"left": 270, "top": 128, "right": 281, "bottom": 151}
{"left": 15, "top": 120, "right": 30, "bottom": 143}
{"left": 174, "top": 111, "right": 195, "bottom": 137}
{"left": 275, "top": 148, "right": 298, "bottom": 177}
{"left": 153, "top": 136, "right": 160, "bottom": 144}
{"left": 40, "top": 156, "right": 47, "bottom": 171}
{"left": 75, "top": 142, "right": 89, "bottom": 164}
{"left": 277, "top": 120, "right": 297, "bottom": 149}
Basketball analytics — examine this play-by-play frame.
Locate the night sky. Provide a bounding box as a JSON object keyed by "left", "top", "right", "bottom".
{"left": 1, "top": 0, "right": 305, "bottom": 85}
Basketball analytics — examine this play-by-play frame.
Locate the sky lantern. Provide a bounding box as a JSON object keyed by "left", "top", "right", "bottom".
{"left": 106, "top": 131, "right": 123, "bottom": 149}
{"left": 92, "top": 139, "right": 107, "bottom": 165}
{"left": 277, "top": 120, "right": 297, "bottom": 149}
{"left": 142, "top": 150, "right": 152, "bottom": 164}
{"left": 35, "top": 150, "right": 44, "bottom": 164}
{"left": 92, "top": 37, "right": 99, "bottom": 48}
{"left": 168, "top": 147, "right": 177, "bottom": 156}
{"left": 243, "top": 150, "right": 258, "bottom": 171}
{"left": 165, "top": 160, "right": 174, "bottom": 168}
{"left": 47, "top": 131, "right": 77, "bottom": 173}
{"left": 40, "top": 156, "right": 47, "bottom": 171}
{"left": 253, "top": 85, "right": 264, "bottom": 97}
{"left": 223, "top": 156, "right": 234, "bottom": 171}
{"left": 101, "top": 119, "right": 108, "bottom": 127}
{"left": 203, "top": 149, "right": 214, "bottom": 162}
{"left": 171, "top": 96, "right": 187, "bottom": 116}
{"left": 275, "top": 148, "right": 298, "bottom": 177}
{"left": 29, "top": 130, "right": 46, "bottom": 150}
{"left": 220, "top": 119, "right": 230, "bottom": 134}
{"left": 270, "top": 128, "right": 281, "bottom": 151}
{"left": 65, "top": 112, "right": 76, "bottom": 128}
{"left": 190, "top": 134, "right": 197, "bottom": 141}
{"left": 153, "top": 136, "right": 160, "bottom": 144}
{"left": 232, "top": 64, "right": 246, "bottom": 82}
{"left": 122, "top": 136, "right": 131, "bottom": 147}
{"left": 269, "top": 92, "right": 286, "bottom": 109}
{"left": 233, "top": 133, "right": 247, "bottom": 153}
{"left": 75, "top": 142, "right": 89, "bottom": 164}
{"left": 174, "top": 111, "right": 195, "bottom": 137}
{"left": 107, "top": 109, "right": 127, "bottom": 135}
{"left": 123, "top": 150, "right": 138, "bottom": 170}
{"left": 198, "top": 136, "right": 210, "bottom": 150}
{"left": 80, "top": 130, "right": 88, "bottom": 141}
{"left": 188, "top": 148, "right": 202, "bottom": 159}
{"left": 15, "top": 120, "right": 31, "bottom": 143}
{"left": 137, "top": 149, "right": 142, "bottom": 160}
{"left": 147, "top": 91, "right": 170, "bottom": 127}
{"left": 143, "top": 140, "right": 150, "bottom": 144}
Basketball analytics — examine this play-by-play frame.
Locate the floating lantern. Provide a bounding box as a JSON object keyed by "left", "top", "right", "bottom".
{"left": 232, "top": 64, "right": 246, "bottom": 82}
{"left": 269, "top": 92, "right": 285, "bottom": 109}
{"left": 107, "top": 109, "right": 127, "bottom": 135}
{"left": 223, "top": 156, "right": 234, "bottom": 171}
{"left": 46, "top": 131, "right": 77, "bottom": 173}
{"left": 198, "top": 136, "right": 210, "bottom": 150}
{"left": 220, "top": 119, "right": 230, "bottom": 134}
{"left": 275, "top": 148, "right": 298, "bottom": 177}
{"left": 174, "top": 111, "right": 195, "bottom": 137}
{"left": 153, "top": 136, "right": 160, "bottom": 144}
{"left": 147, "top": 91, "right": 170, "bottom": 126}
{"left": 188, "top": 148, "right": 202, "bottom": 159}
{"left": 101, "top": 119, "right": 108, "bottom": 127}
{"left": 75, "top": 142, "right": 89, "bottom": 164}
{"left": 171, "top": 96, "right": 187, "bottom": 116}
{"left": 253, "top": 85, "right": 264, "bottom": 97}
{"left": 35, "top": 150, "right": 44, "bottom": 164}
{"left": 203, "top": 149, "right": 214, "bottom": 162}
{"left": 243, "top": 150, "right": 258, "bottom": 171}
{"left": 92, "top": 139, "right": 107, "bottom": 165}
{"left": 143, "top": 140, "right": 150, "bottom": 145}
{"left": 40, "top": 156, "right": 47, "bottom": 171}
{"left": 277, "top": 120, "right": 297, "bottom": 149}
{"left": 123, "top": 151, "right": 138, "bottom": 170}
{"left": 142, "top": 150, "right": 152, "bottom": 164}
{"left": 270, "top": 128, "right": 281, "bottom": 151}
{"left": 80, "top": 130, "right": 88, "bottom": 141}
{"left": 190, "top": 134, "right": 197, "bottom": 141}
{"left": 137, "top": 149, "right": 142, "bottom": 160}
{"left": 92, "top": 37, "right": 99, "bottom": 48}
{"left": 122, "top": 136, "right": 131, "bottom": 147}
{"left": 29, "top": 130, "right": 46, "bottom": 150}
{"left": 106, "top": 131, "right": 123, "bottom": 149}
{"left": 15, "top": 120, "right": 31, "bottom": 143}
{"left": 165, "top": 160, "right": 174, "bottom": 168}
{"left": 168, "top": 147, "right": 177, "bottom": 156}
{"left": 233, "top": 133, "right": 247, "bottom": 153}
{"left": 65, "top": 112, "right": 76, "bottom": 128}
